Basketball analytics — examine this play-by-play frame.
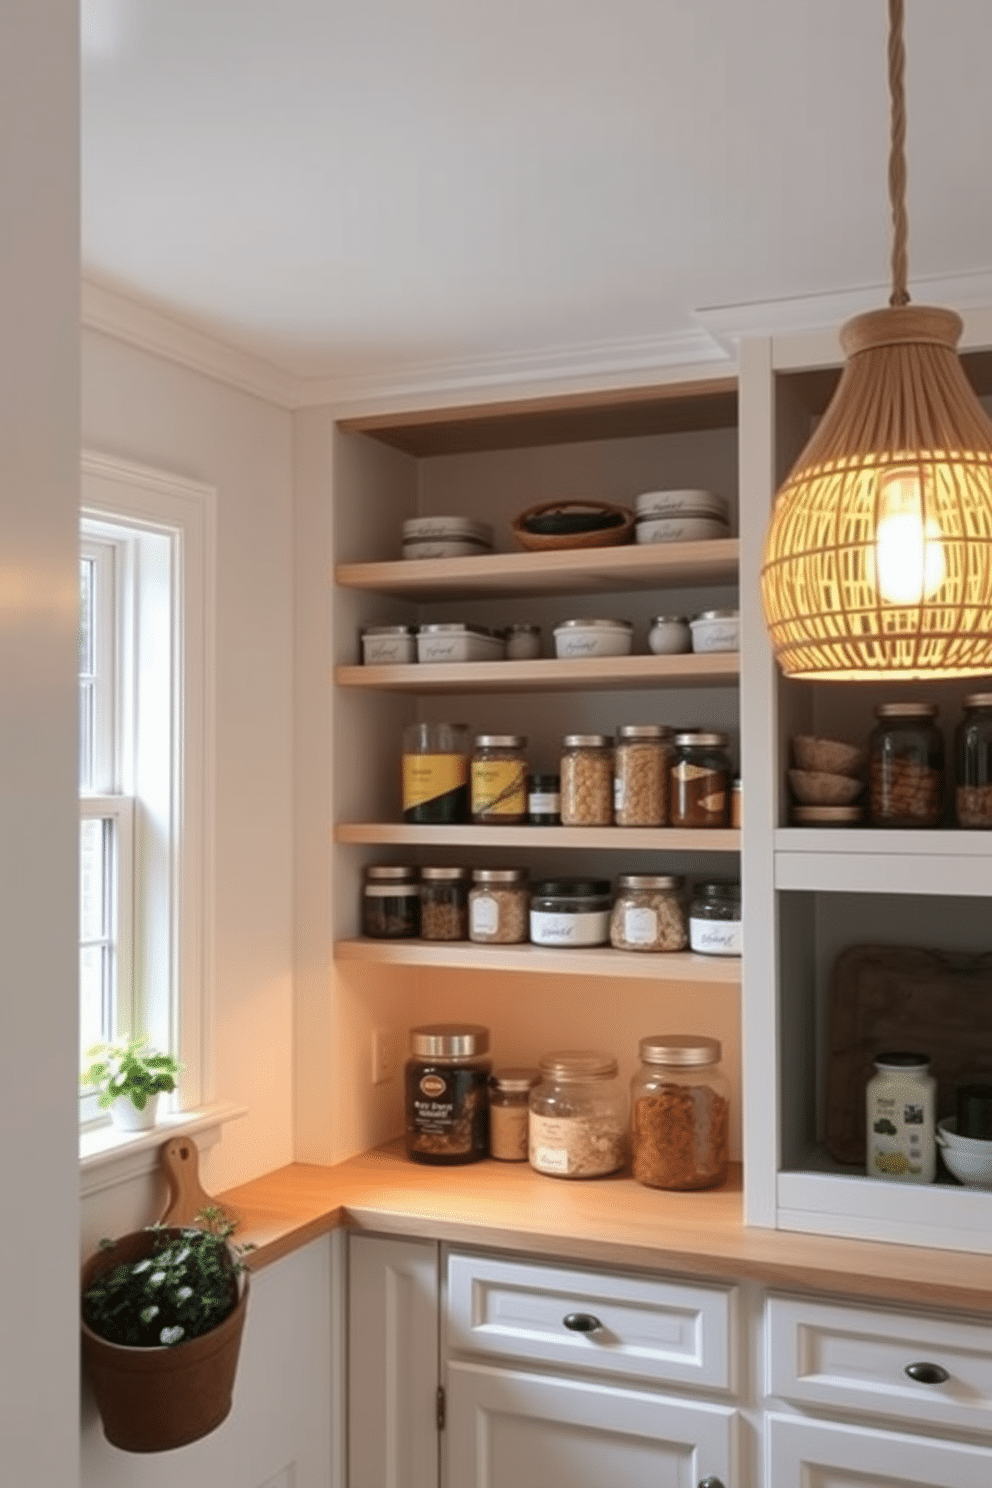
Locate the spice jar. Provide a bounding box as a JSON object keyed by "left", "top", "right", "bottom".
{"left": 670, "top": 731, "right": 731, "bottom": 827}
{"left": 402, "top": 722, "right": 469, "bottom": 823}
{"left": 560, "top": 734, "right": 614, "bottom": 825}
{"left": 471, "top": 734, "right": 528, "bottom": 824}
{"left": 529, "top": 1051, "right": 626, "bottom": 1178}
{"left": 529, "top": 879, "right": 612, "bottom": 948}
{"left": 609, "top": 874, "right": 687, "bottom": 952}
{"left": 866, "top": 1052, "right": 936, "bottom": 1184}
{"left": 405, "top": 1024, "right": 491, "bottom": 1166}
{"left": 362, "top": 865, "right": 420, "bottom": 939}
{"left": 647, "top": 615, "right": 691, "bottom": 655}
{"left": 613, "top": 724, "right": 673, "bottom": 826}
{"left": 419, "top": 866, "right": 469, "bottom": 941}
{"left": 488, "top": 1068, "right": 540, "bottom": 1161}
{"left": 468, "top": 868, "right": 529, "bottom": 944}
{"left": 868, "top": 703, "right": 943, "bottom": 827}
{"left": 689, "top": 881, "right": 742, "bottom": 956}
{"left": 955, "top": 693, "right": 992, "bottom": 828}
{"left": 504, "top": 623, "right": 541, "bottom": 660}
{"left": 630, "top": 1035, "right": 729, "bottom": 1190}
{"left": 527, "top": 773, "right": 560, "bottom": 825}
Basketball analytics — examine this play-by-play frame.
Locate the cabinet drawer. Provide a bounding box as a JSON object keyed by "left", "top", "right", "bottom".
{"left": 447, "top": 1252, "right": 735, "bottom": 1391}
{"left": 767, "top": 1412, "right": 992, "bottom": 1488}
{"left": 767, "top": 1294, "right": 992, "bottom": 1437}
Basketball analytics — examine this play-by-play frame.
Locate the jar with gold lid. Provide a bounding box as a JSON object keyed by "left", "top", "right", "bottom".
{"left": 630, "top": 1035, "right": 729, "bottom": 1190}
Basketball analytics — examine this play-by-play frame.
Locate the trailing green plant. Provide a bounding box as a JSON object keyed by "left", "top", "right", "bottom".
{"left": 82, "top": 1208, "right": 255, "bottom": 1349}
{"left": 80, "top": 1035, "right": 181, "bottom": 1111}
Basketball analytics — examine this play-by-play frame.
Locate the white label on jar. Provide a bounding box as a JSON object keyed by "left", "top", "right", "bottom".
{"left": 613, "top": 777, "right": 625, "bottom": 812}
{"left": 530, "top": 909, "right": 609, "bottom": 946}
{"left": 689, "top": 917, "right": 742, "bottom": 956}
{"left": 532, "top": 1144, "right": 570, "bottom": 1174}
{"left": 470, "top": 894, "right": 499, "bottom": 937}
{"left": 528, "top": 791, "right": 559, "bottom": 815}
{"left": 623, "top": 906, "right": 658, "bottom": 945}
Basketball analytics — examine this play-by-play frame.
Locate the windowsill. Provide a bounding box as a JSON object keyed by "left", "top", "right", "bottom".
{"left": 79, "top": 1101, "right": 247, "bottom": 1197}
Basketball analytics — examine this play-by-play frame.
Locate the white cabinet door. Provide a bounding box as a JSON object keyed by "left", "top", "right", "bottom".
{"left": 349, "top": 1234, "right": 440, "bottom": 1488}
{"left": 446, "top": 1359, "right": 736, "bottom": 1488}
{"left": 766, "top": 1412, "right": 992, "bottom": 1488}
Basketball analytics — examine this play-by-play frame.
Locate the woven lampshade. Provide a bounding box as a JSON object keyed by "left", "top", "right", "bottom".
{"left": 761, "top": 305, "right": 992, "bottom": 679}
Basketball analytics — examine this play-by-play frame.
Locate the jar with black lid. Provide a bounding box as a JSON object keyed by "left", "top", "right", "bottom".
{"left": 405, "top": 1023, "right": 491, "bottom": 1165}
{"left": 471, "top": 734, "right": 528, "bottom": 823}
{"left": 419, "top": 866, "right": 469, "bottom": 941}
{"left": 529, "top": 879, "right": 612, "bottom": 947}
{"left": 689, "top": 881, "right": 741, "bottom": 956}
{"left": 527, "top": 773, "right": 560, "bottom": 825}
{"left": 670, "top": 731, "right": 731, "bottom": 828}
{"left": 868, "top": 702, "right": 943, "bottom": 827}
{"left": 362, "top": 865, "right": 420, "bottom": 939}
{"left": 955, "top": 693, "right": 992, "bottom": 828}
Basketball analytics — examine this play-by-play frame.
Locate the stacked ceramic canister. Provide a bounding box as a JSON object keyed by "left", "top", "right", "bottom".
{"left": 633, "top": 488, "right": 730, "bottom": 544}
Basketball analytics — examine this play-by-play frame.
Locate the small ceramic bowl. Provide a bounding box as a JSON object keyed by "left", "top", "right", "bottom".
{"left": 788, "top": 770, "right": 864, "bottom": 806}
{"left": 937, "top": 1118, "right": 992, "bottom": 1189}
{"left": 791, "top": 735, "right": 865, "bottom": 777}
{"left": 553, "top": 618, "right": 633, "bottom": 659}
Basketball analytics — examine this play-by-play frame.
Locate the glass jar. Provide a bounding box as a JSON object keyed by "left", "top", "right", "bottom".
{"left": 866, "top": 1052, "right": 936, "bottom": 1184}
{"left": 419, "top": 866, "right": 469, "bottom": 941}
{"left": 868, "top": 702, "right": 943, "bottom": 827}
{"left": 488, "top": 1068, "right": 540, "bottom": 1162}
{"left": 504, "top": 623, "right": 541, "bottom": 660}
{"left": 560, "top": 734, "right": 614, "bottom": 825}
{"left": 955, "top": 693, "right": 992, "bottom": 828}
{"left": 730, "top": 777, "right": 742, "bottom": 829}
{"left": 609, "top": 874, "right": 687, "bottom": 952}
{"left": 529, "top": 878, "right": 612, "bottom": 947}
{"left": 527, "top": 772, "right": 560, "bottom": 826}
{"left": 362, "top": 865, "right": 420, "bottom": 939}
{"left": 471, "top": 734, "right": 528, "bottom": 824}
{"left": 613, "top": 724, "right": 673, "bottom": 826}
{"left": 647, "top": 615, "right": 691, "bottom": 655}
{"left": 405, "top": 1023, "right": 491, "bottom": 1166}
{"left": 402, "top": 722, "right": 469, "bottom": 824}
{"left": 630, "top": 1035, "right": 729, "bottom": 1190}
{"left": 669, "top": 731, "right": 731, "bottom": 828}
{"left": 689, "top": 881, "right": 742, "bottom": 956}
{"left": 528, "top": 1051, "right": 626, "bottom": 1178}
{"left": 468, "top": 868, "right": 529, "bottom": 944}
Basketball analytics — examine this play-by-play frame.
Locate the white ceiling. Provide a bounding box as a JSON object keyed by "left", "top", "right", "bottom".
{"left": 81, "top": 0, "right": 992, "bottom": 388}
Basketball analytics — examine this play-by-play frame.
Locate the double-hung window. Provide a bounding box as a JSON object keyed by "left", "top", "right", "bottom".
{"left": 79, "top": 454, "right": 214, "bottom": 1128}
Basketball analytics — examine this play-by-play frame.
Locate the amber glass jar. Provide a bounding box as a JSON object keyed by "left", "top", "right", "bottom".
{"left": 630, "top": 1035, "right": 729, "bottom": 1190}
{"left": 868, "top": 702, "right": 943, "bottom": 827}
{"left": 955, "top": 693, "right": 992, "bottom": 828}
{"left": 669, "top": 731, "right": 731, "bottom": 828}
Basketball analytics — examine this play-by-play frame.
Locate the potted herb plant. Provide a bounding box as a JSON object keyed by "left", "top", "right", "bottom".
{"left": 80, "top": 1035, "right": 181, "bottom": 1131}
{"left": 81, "top": 1206, "right": 253, "bottom": 1453}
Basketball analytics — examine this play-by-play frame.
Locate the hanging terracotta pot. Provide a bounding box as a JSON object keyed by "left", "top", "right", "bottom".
{"left": 81, "top": 1226, "right": 249, "bottom": 1453}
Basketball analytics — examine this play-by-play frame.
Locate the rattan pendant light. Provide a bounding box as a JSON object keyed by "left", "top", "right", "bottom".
{"left": 760, "top": 0, "right": 992, "bottom": 680}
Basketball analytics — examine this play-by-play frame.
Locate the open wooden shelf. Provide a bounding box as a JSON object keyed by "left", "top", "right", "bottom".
{"left": 336, "top": 652, "right": 739, "bottom": 695}
{"left": 336, "top": 823, "right": 740, "bottom": 852}
{"left": 335, "top": 538, "right": 739, "bottom": 602}
{"left": 334, "top": 938, "right": 741, "bottom": 983}
{"left": 774, "top": 828, "right": 992, "bottom": 897}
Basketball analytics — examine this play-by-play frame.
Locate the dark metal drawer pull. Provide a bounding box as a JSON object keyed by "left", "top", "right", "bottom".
{"left": 698, "top": 1478, "right": 726, "bottom": 1488}
{"left": 562, "top": 1312, "right": 601, "bottom": 1333}
{"left": 905, "top": 1361, "right": 950, "bottom": 1385}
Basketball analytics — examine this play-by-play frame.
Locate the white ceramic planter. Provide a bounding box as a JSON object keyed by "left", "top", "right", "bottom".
{"left": 108, "top": 1092, "right": 160, "bottom": 1132}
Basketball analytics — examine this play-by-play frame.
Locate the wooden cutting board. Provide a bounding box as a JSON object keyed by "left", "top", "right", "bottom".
{"left": 825, "top": 944, "right": 992, "bottom": 1165}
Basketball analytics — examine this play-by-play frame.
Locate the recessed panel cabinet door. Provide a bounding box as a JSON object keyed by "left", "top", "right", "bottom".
{"left": 766, "top": 1413, "right": 992, "bottom": 1488}
{"left": 445, "top": 1360, "right": 736, "bottom": 1488}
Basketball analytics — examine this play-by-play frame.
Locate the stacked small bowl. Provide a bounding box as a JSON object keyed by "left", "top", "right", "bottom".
{"left": 789, "top": 735, "right": 866, "bottom": 826}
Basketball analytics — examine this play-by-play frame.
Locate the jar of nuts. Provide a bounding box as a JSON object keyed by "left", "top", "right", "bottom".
{"left": 560, "top": 733, "right": 614, "bottom": 825}
{"left": 869, "top": 702, "right": 944, "bottom": 827}
{"left": 955, "top": 693, "right": 992, "bottom": 828}
{"left": 630, "top": 1035, "right": 729, "bottom": 1190}
{"left": 468, "top": 868, "right": 529, "bottom": 944}
{"left": 419, "top": 866, "right": 469, "bottom": 941}
{"left": 613, "top": 724, "right": 673, "bottom": 826}
{"left": 609, "top": 874, "right": 687, "bottom": 952}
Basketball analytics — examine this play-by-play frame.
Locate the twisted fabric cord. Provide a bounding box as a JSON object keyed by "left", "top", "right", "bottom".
{"left": 888, "top": 0, "right": 910, "bottom": 306}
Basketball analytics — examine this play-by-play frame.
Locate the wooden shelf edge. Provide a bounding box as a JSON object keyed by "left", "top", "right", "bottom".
{"left": 333, "top": 938, "right": 741, "bottom": 983}
{"left": 335, "top": 823, "right": 741, "bottom": 851}
{"left": 335, "top": 653, "right": 739, "bottom": 694}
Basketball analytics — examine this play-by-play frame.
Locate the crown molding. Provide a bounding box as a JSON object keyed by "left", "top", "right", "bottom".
{"left": 696, "top": 270, "right": 992, "bottom": 351}
{"left": 81, "top": 277, "right": 301, "bottom": 408}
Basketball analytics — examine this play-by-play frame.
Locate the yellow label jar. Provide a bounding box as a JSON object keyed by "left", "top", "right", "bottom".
{"left": 471, "top": 734, "right": 528, "bottom": 823}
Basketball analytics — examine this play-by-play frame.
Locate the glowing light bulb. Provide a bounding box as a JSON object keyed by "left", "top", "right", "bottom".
{"left": 874, "top": 468, "right": 946, "bottom": 604}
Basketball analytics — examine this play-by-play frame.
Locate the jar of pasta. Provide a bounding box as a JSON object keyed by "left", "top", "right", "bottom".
{"left": 669, "top": 731, "right": 731, "bottom": 828}
{"left": 609, "top": 875, "right": 687, "bottom": 952}
{"left": 613, "top": 724, "right": 673, "bottom": 826}
{"left": 560, "top": 734, "right": 614, "bottom": 825}
{"left": 868, "top": 703, "right": 943, "bottom": 827}
{"left": 630, "top": 1035, "right": 729, "bottom": 1190}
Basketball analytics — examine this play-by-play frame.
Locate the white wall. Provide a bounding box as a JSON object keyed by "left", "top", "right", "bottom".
{"left": 81, "top": 328, "right": 296, "bottom": 1197}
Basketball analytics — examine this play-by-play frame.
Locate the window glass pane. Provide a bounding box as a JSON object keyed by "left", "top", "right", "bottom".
{"left": 79, "top": 680, "right": 94, "bottom": 793}
{"left": 80, "top": 817, "right": 109, "bottom": 942}
{"left": 80, "top": 945, "right": 110, "bottom": 1062}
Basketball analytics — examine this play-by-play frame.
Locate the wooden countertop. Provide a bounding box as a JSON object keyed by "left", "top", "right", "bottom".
{"left": 219, "top": 1141, "right": 992, "bottom": 1316}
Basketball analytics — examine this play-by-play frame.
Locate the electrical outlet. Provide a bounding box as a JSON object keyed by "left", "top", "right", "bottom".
{"left": 372, "top": 1028, "right": 394, "bottom": 1085}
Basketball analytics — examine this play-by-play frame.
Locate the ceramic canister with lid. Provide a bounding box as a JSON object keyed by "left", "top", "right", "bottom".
{"left": 405, "top": 1023, "right": 491, "bottom": 1166}
{"left": 528, "top": 1051, "right": 626, "bottom": 1178}
{"left": 630, "top": 1035, "right": 730, "bottom": 1190}
{"left": 866, "top": 1052, "right": 936, "bottom": 1184}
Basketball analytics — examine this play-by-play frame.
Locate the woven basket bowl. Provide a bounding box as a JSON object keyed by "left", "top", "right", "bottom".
{"left": 510, "top": 500, "right": 635, "bottom": 553}
{"left": 788, "top": 769, "right": 864, "bottom": 806}
{"left": 791, "top": 734, "right": 866, "bottom": 778}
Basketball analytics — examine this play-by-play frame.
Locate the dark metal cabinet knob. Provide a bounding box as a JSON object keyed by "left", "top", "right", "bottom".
{"left": 698, "top": 1478, "right": 726, "bottom": 1488}
{"left": 562, "top": 1312, "right": 601, "bottom": 1333}
{"left": 905, "top": 1361, "right": 950, "bottom": 1385}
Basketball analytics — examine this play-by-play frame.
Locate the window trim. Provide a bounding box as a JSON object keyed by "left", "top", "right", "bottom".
{"left": 81, "top": 451, "right": 216, "bottom": 1117}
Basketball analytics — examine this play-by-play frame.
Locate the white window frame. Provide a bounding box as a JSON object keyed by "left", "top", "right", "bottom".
{"left": 80, "top": 451, "right": 216, "bottom": 1121}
